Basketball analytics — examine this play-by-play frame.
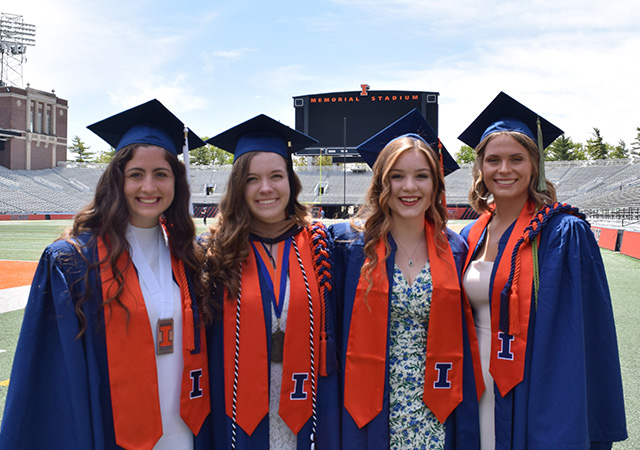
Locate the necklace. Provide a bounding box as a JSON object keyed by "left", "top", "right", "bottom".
{"left": 392, "top": 234, "right": 422, "bottom": 267}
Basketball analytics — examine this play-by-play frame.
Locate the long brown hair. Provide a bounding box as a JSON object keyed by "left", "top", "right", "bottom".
{"left": 468, "top": 131, "right": 557, "bottom": 213}
{"left": 203, "top": 151, "right": 310, "bottom": 301}
{"left": 353, "top": 136, "right": 449, "bottom": 292}
{"left": 61, "top": 144, "right": 210, "bottom": 336}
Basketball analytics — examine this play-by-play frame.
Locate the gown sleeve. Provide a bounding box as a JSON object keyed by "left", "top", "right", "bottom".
{"left": 514, "top": 214, "right": 627, "bottom": 449}
{"left": 0, "top": 240, "right": 111, "bottom": 450}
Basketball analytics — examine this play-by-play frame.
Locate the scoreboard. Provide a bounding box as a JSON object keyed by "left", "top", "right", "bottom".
{"left": 293, "top": 86, "right": 439, "bottom": 160}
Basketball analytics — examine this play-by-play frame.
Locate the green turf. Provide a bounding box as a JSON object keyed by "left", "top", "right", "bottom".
{"left": 0, "top": 220, "right": 72, "bottom": 261}
{"left": 0, "top": 221, "right": 637, "bottom": 447}
{"left": 603, "top": 249, "right": 640, "bottom": 449}
{"left": 0, "top": 309, "right": 24, "bottom": 420}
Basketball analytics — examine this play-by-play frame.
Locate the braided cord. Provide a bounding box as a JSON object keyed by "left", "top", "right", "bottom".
{"left": 231, "top": 267, "right": 242, "bottom": 450}
{"left": 291, "top": 235, "right": 318, "bottom": 449}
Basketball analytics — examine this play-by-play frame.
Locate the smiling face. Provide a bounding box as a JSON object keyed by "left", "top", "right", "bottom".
{"left": 123, "top": 145, "right": 175, "bottom": 228}
{"left": 481, "top": 133, "right": 533, "bottom": 206}
{"left": 244, "top": 151, "right": 290, "bottom": 223}
{"left": 387, "top": 148, "right": 434, "bottom": 225}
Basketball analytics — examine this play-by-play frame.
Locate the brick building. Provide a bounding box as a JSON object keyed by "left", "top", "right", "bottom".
{"left": 0, "top": 85, "right": 68, "bottom": 170}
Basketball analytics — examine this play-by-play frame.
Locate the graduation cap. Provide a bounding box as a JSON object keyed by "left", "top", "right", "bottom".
{"left": 457, "top": 91, "right": 563, "bottom": 149}
{"left": 206, "top": 114, "right": 318, "bottom": 162}
{"left": 87, "top": 99, "right": 206, "bottom": 156}
{"left": 355, "top": 108, "right": 459, "bottom": 176}
{"left": 457, "top": 91, "right": 563, "bottom": 191}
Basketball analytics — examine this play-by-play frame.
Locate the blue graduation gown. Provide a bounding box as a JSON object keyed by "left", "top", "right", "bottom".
{"left": 207, "top": 226, "right": 340, "bottom": 450}
{"left": 0, "top": 232, "right": 212, "bottom": 450}
{"left": 460, "top": 212, "right": 627, "bottom": 449}
{"left": 329, "top": 221, "right": 479, "bottom": 450}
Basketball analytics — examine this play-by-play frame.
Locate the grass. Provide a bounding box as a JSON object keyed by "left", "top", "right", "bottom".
{"left": 0, "top": 220, "right": 637, "bottom": 447}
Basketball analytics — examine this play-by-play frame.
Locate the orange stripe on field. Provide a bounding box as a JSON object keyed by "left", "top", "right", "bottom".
{"left": 0, "top": 260, "right": 38, "bottom": 290}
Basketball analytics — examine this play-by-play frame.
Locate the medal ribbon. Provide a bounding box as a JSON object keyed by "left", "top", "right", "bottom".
{"left": 252, "top": 240, "right": 290, "bottom": 319}
{"left": 344, "top": 221, "right": 466, "bottom": 427}
{"left": 99, "top": 237, "right": 209, "bottom": 450}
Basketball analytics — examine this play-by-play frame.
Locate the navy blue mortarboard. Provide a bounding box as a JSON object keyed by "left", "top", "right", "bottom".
{"left": 87, "top": 99, "right": 205, "bottom": 156}
{"left": 457, "top": 92, "right": 563, "bottom": 191}
{"left": 457, "top": 91, "right": 563, "bottom": 150}
{"left": 206, "top": 114, "right": 318, "bottom": 162}
{"left": 355, "top": 108, "right": 459, "bottom": 176}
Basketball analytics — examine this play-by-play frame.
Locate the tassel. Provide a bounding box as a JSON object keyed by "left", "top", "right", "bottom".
{"left": 320, "top": 331, "right": 328, "bottom": 377}
{"left": 536, "top": 116, "right": 547, "bottom": 192}
{"left": 509, "top": 283, "right": 520, "bottom": 335}
{"left": 179, "top": 261, "right": 196, "bottom": 351}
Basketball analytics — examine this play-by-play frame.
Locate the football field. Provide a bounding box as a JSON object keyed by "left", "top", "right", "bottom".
{"left": 0, "top": 219, "right": 638, "bottom": 447}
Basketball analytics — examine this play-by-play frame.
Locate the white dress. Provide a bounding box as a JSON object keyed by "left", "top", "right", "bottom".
{"left": 463, "top": 260, "right": 495, "bottom": 450}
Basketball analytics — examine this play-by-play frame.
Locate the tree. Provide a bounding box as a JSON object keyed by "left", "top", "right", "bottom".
{"left": 585, "top": 127, "right": 609, "bottom": 160}
{"left": 630, "top": 127, "right": 640, "bottom": 159}
{"left": 94, "top": 147, "right": 116, "bottom": 163}
{"left": 315, "top": 155, "right": 333, "bottom": 166}
{"left": 293, "top": 156, "right": 308, "bottom": 167}
{"left": 189, "top": 141, "right": 233, "bottom": 166}
{"left": 68, "top": 136, "right": 95, "bottom": 163}
{"left": 455, "top": 145, "right": 475, "bottom": 164}
{"left": 609, "top": 140, "right": 629, "bottom": 159}
{"left": 547, "top": 134, "right": 581, "bottom": 161}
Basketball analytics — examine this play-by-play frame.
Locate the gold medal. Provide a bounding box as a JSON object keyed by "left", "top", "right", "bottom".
{"left": 271, "top": 329, "right": 285, "bottom": 363}
{"left": 157, "top": 318, "right": 174, "bottom": 355}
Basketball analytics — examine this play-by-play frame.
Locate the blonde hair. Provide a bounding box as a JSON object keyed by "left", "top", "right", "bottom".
{"left": 468, "top": 131, "right": 557, "bottom": 213}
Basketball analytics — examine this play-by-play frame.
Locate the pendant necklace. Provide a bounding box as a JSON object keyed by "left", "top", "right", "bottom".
{"left": 392, "top": 234, "right": 422, "bottom": 267}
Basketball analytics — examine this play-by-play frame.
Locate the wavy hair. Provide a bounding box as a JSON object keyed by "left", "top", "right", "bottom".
{"left": 61, "top": 144, "right": 210, "bottom": 336}
{"left": 352, "top": 136, "right": 449, "bottom": 295}
{"left": 468, "top": 131, "right": 558, "bottom": 214}
{"left": 203, "top": 151, "right": 310, "bottom": 302}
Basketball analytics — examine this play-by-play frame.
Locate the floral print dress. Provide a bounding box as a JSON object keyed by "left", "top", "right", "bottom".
{"left": 389, "top": 261, "right": 445, "bottom": 450}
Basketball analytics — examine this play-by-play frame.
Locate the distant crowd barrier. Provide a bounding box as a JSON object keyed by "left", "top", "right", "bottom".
{"left": 0, "top": 214, "right": 74, "bottom": 221}
{"left": 592, "top": 226, "right": 640, "bottom": 260}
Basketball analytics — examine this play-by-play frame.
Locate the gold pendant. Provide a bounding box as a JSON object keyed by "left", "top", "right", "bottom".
{"left": 157, "top": 318, "right": 174, "bottom": 355}
{"left": 271, "top": 329, "right": 285, "bottom": 363}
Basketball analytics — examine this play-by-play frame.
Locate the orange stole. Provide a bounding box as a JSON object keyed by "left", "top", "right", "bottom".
{"left": 344, "top": 221, "right": 465, "bottom": 428}
{"left": 463, "top": 201, "right": 535, "bottom": 397}
{"left": 223, "top": 229, "right": 321, "bottom": 436}
{"left": 98, "top": 238, "right": 209, "bottom": 450}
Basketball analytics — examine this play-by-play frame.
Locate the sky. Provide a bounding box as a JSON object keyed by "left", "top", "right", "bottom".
{"left": 3, "top": 0, "right": 640, "bottom": 158}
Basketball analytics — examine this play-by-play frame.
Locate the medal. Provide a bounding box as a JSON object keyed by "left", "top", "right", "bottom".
{"left": 271, "top": 328, "right": 285, "bottom": 363}
{"left": 157, "top": 318, "right": 174, "bottom": 355}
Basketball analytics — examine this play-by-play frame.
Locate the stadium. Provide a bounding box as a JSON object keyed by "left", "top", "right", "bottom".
{"left": 1, "top": 83, "right": 639, "bottom": 446}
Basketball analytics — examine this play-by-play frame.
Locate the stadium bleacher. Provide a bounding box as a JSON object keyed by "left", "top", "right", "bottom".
{"left": 1, "top": 159, "right": 640, "bottom": 227}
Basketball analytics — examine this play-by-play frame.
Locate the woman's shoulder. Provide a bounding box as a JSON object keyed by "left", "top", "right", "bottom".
{"left": 327, "top": 221, "right": 364, "bottom": 246}
{"left": 538, "top": 204, "right": 591, "bottom": 239}
{"left": 444, "top": 226, "right": 468, "bottom": 253}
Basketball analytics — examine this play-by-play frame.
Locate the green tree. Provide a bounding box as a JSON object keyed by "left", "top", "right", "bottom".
{"left": 631, "top": 127, "right": 640, "bottom": 158}
{"left": 293, "top": 156, "right": 308, "bottom": 167}
{"left": 316, "top": 155, "right": 333, "bottom": 166}
{"left": 68, "top": 135, "right": 95, "bottom": 163}
{"left": 609, "top": 140, "right": 629, "bottom": 159}
{"left": 189, "top": 141, "right": 233, "bottom": 166}
{"left": 455, "top": 145, "right": 475, "bottom": 164}
{"left": 547, "top": 134, "right": 580, "bottom": 161}
{"left": 94, "top": 147, "right": 116, "bottom": 163}
{"left": 585, "top": 127, "right": 609, "bottom": 160}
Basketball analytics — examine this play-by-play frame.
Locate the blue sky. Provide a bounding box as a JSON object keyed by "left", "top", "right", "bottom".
{"left": 5, "top": 0, "right": 640, "bottom": 157}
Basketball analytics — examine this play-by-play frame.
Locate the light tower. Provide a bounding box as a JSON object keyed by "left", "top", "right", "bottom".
{"left": 0, "top": 13, "right": 36, "bottom": 87}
